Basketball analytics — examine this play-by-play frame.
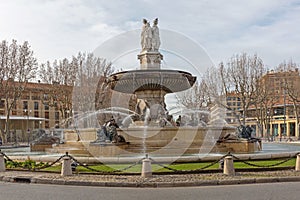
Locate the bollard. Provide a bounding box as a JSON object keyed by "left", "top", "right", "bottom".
{"left": 141, "top": 155, "right": 152, "bottom": 178}
{"left": 296, "top": 154, "right": 300, "bottom": 171}
{"left": 223, "top": 155, "right": 235, "bottom": 176}
{"left": 61, "top": 157, "right": 72, "bottom": 176}
{"left": 0, "top": 154, "right": 5, "bottom": 172}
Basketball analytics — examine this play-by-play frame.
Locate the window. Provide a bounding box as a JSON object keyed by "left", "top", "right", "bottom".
{"left": 55, "top": 112, "right": 60, "bottom": 121}
{"left": 23, "top": 101, "right": 28, "bottom": 110}
{"left": 54, "top": 102, "right": 58, "bottom": 110}
{"left": 45, "top": 112, "right": 49, "bottom": 119}
{"left": 274, "top": 108, "right": 284, "bottom": 115}
{"left": 0, "top": 100, "right": 4, "bottom": 108}
{"left": 34, "top": 102, "right": 39, "bottom": 110}
{"left": 44, "top": 103, "right": 49, "bottom": 110}
{"left": 45, "top": 121, "right": 50, "bottom": 128}
{"left": 34, "top": 111, "right": 39, "bottom": 117}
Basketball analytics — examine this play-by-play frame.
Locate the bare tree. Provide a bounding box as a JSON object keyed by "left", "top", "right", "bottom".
{"left": 276, "top": 61, "right": 300, "bottom": 139}
{"left": 70, "top": 52, "right": 115, "bottom": 127}
{"left": 253, "top": 82, "right": 277, "bottom": 139}
{"left": 72, "top": 52, "right": 113, "bottom": 112}
{"left": 0, "top": 40, "right": 38, "bottom": 143}
{"left": 225, "top": 53, "right": 265, "bottom": 125}
{"left": 39, "top": 58, "right": 77, "bottom": 128}
{"left": 201, "top": 53, "right": 265, "bottom": 126}
{"left": 201, "top": 64, "right": 241, "bottom": 124}
{"left": 176, "top": 80, "right": 210, "bottom": 110}
{"left": 39, "top": 52, "right": 115, "bottom": 128}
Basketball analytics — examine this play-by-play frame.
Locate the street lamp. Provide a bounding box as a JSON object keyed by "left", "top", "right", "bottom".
{"left": 267, "top": 109, "right": 271, "bottom": 141}
{"left": 24, "top": 109, "right": 31, "bottom": 144}
{"left": 279, "top": 88, "right": 287, "bottom": 142}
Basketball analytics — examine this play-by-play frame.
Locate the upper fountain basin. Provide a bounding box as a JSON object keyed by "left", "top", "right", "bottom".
{"left": 107, "top": 69, "right": 197, "bottom": 94}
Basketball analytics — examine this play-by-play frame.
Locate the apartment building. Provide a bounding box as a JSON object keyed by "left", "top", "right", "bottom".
{"left": 243, "top": 69, "right": 300, "bottom": 139}
{"left": 0, "top": 81, "right": 72, "bottom": 142}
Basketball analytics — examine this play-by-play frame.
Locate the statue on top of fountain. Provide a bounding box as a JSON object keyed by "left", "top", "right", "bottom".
{"left": 141, "top": 18, "right": 161, "bottom": 52}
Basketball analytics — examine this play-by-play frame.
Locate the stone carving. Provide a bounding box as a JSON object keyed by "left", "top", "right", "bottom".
{"left": 141, "top": 18, "right": 160, "bottom": 52}
{"left": 218, "top": 125, "right": 261, "bottom": 144}
{"left": 151, "top": 18, "right": 160, "bottom": 51}
{"left": 93, "top": 117, "right": 126, "bottom": 143}
{"left": 236, "top": 125, "right": 254, "bottom": 139}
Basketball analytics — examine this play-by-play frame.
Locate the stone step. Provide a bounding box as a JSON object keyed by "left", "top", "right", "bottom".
{"left": 45, "top": 147, "right": 91, "bottom": 156}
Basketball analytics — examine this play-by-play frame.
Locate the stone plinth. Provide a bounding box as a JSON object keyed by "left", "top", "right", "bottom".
{"left": 0, "top": 155, "right": 5, "bottom": 172}
{"left": 61, "top": 157, "right": 72, "bottom": 176}
{"left": 138, "top": 51, "right": 163, "bottom": 70}
{"left": 223, "top": 155, "right": 235, "bottom": 176}
{"left": 296, "top": 154, "right": 300, "bottom": 171}
{"left": 141, "top": 157, "right": 152, "bottom": 177}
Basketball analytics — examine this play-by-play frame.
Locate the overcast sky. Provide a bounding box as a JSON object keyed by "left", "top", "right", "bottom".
{"left": 1, "top": 0, "right": 300, "bottom": 69}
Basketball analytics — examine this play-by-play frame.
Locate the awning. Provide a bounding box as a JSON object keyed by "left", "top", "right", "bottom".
{"left": 0, "top": 115, "right": 49, "bottom": 121}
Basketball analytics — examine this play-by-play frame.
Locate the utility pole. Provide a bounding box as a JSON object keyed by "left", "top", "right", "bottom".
{"left": 283, "top": 88, "right": 286, "bottom": 141}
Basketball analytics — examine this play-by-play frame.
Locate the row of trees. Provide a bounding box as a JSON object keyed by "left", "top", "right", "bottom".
{"left": 177, "top": 53, "right": 300, "bottom": 137}
{"left": 0, "top": 39, "right": 114, "bottom": 143}
{"left": 0, "top": 40, "right": 38, "bottom": 143}
{"left": 39, "top": 52, "right": 114, "bottom": 125}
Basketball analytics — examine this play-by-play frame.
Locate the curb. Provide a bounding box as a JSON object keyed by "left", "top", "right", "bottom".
{"left": 1, "top": 175, "right": 300, "bottom": 188}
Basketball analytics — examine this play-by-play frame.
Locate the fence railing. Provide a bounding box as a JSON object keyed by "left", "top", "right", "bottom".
{"left": 0, "top": 150, "right": 299, "bottom": 175}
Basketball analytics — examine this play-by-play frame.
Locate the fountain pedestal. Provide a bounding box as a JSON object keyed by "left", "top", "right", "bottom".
{"left": 138, "top": 51, "right": 163, "bottom": 70}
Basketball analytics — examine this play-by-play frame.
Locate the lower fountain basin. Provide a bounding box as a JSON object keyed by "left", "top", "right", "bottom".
{"left": 43, "top": 126, "right": 262, "bottom": 157}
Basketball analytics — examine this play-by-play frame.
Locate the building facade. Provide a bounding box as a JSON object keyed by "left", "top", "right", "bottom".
{"left": 235, "top": 69, "right": 300, "bottom": 140}
{"left": 0, "top": 81, "right": 72, "bottom": 143}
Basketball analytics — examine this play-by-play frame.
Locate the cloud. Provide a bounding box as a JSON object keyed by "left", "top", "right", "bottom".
{"left": 0, "top": 0, "right": 299, "bottom": 67}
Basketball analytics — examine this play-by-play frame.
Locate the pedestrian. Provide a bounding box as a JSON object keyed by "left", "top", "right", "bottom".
{"left": 176, "top": 115, "right": 182, "bottom": 127}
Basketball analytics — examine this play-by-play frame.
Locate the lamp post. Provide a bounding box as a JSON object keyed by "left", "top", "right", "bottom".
{"left": 281, "top": 88, "right": 287, "bottom": 142}
{"left": 267, "top": 109, "right": 271, "bottom": 141}
{"left": 66, "top": 110, "right": 70, "bottom": 128}
{"left": 24, "top": 109, "right": 31, "bottom": 144}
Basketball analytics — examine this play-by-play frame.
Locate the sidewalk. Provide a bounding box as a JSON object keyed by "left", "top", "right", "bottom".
{"left": 1, "top": 170, "right": 300, "bottom": 187}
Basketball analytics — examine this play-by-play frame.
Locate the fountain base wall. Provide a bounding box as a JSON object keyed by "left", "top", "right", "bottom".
{"left": 43, "top": 127, "right": 262, "bottom": 156}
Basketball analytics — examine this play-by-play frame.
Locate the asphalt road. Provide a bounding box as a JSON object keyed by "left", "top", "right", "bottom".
{"left": 1, "top": 182, "right": 300, "bottom": 200}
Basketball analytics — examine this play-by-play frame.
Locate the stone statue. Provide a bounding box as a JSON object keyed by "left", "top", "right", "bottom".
{"left": 141, "top": 18, "right": 160, "bottom": 52}
{"left": 141, "top": 19, "right": 152, "bottom": 51}
{"left": 141, "top": 19, "right": 147, "bottom": 50}
{"left": 151, "top": 18, "right": 160, "bottom": 51}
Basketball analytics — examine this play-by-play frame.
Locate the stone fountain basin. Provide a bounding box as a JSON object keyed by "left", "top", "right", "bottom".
{"left": 108, "top": 69, "right": 196, "bottom": 93}
{"left": 49, "top": 126, "right": 261, "bottom": 157}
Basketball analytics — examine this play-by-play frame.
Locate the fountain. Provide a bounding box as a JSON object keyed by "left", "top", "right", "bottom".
{"left": 40, "top": 18, "right": 261, "bottom": 159}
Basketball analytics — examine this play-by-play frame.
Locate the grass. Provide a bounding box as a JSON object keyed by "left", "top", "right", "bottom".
{"left": 36, "top": 158, "right": 296, "bottom": 173}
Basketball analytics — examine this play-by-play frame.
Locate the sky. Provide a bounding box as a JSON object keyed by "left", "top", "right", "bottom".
{"left": 1, "top": 0, "right": 300, "bottom": 70}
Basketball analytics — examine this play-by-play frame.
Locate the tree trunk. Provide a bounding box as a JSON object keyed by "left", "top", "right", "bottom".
{"left": 4, "top": 111, "right": 11, "bottom": 144}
